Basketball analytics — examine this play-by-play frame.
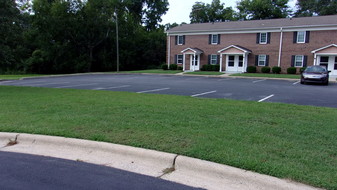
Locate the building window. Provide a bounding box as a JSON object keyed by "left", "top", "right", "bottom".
{"left": 212, "top": 34, "right": 218, "bottom": 44}
{"left": 320, "top": 56, "right": 329, "bottom": 69}
{"left": 192, "top": 55, "right": 198, "bottom": 65}
{"left": 297, "top": 31, "right": 306, "bottom": 43}
{"left": 228, "top": 56, "right": 235, "bottom": 67}
{"left": 258, "top": 55, "right": 266, "bottom": 66}
{"left": 177, "top": 35, "right": 184, "bottom": 45}
{"left": 260, "top": 33, "right": 267, "bottom": 44}
{"left": 176, "top": 55, "right": 183, "bottom": 64}
{"left": 335, "top": 57, "right": 337, "bottom": 70}
{"left": 295, "top": 55, "right": 304, "bottom": 67}
{"left": 210, "top": 55, "right": 217, "bottom": 65}
{"left": 238, "top": 56, "right": 243, "bottom": 67}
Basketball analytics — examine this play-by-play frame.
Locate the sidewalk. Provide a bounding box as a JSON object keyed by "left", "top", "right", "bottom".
{"left": 0, "top": 132, "right": 321, "bottom": 190}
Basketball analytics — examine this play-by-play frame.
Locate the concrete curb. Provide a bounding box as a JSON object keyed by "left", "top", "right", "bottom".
{"left": 0, "top": 132, "right": 321, "bottom": 190}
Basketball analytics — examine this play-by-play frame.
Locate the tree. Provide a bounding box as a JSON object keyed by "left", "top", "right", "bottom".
{"left": 190, "top": 0, "right": 236, "bottom": 23}
{"left": 236, "top": 0, "right": 290, "bottom": 20}
{"left": 295, "top": 0, "right": 337, "bottom": 17}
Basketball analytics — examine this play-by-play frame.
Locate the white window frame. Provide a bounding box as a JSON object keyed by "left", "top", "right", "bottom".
{"left": 297, "top": 31, "right": 306, "bottom": 43}
{"left": 258, "top": 55, "right": 266, "bottom": 66}
{"left": 211, "top": 54, "right": 217, "bottom": 65}
{"left": 177, "top": 54, "right": 183, "bottom": 64}
{"left": 259, "top": 33, "right": 267, "bottom": 44}
{"left": 211, "top": 34, "right": 218, "bottom": 45}
{"left": 177, "top": 35, "right": 184, "bottom": 45}
{"left": 295, "top": 55, "right": 304, "bottom": 67}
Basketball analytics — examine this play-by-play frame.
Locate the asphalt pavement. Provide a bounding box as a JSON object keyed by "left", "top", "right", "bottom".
{"left": 1, "top": 73, "right": 336, "bottom": 108}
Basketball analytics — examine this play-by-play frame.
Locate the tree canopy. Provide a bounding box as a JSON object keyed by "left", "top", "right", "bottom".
{"left": 295, "top": 0, "right": 337, "bottom": 17}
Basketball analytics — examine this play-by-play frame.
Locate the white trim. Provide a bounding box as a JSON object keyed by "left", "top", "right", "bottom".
{"left": 294, "top": 55, "right": 304, "bottom": 67}
{"left": 258, "top": 55, "right": 267, "bottom": 66}
{"left": 167, "top": 34, "right": 170, "bottom": 67}
{"left": 181, "top": 48, "right": 203, "bottom": 54}
{"left": 311, "top": 44, "right": 337, "bottom": 53}
{"left": 218, "top": 45, "right": 251, "bottom": 54}
{"left": 210, "top": 54, "right": 217, "bottom": 65}
{"left": 278, "top": 27, "right": 283, "bottom": 67}
{"left": 259, "top": 32, "right": 267, "bottom": 44}
{"left": 177, "top": 35, "right": 184, "bottom": 45}
{"left": 211, "top": 34, "right": 219, "bottom": 45}
{"left": 296, "top": 31, "right": 306, "bottom": 43}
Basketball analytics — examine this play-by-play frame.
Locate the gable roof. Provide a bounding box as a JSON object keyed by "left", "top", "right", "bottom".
{"left": 312, "top": 44, "right": 337, "bottom": 53}
{"left": 181, "top": 48, "right": 204, "bottom": 54}
{"left": 167, "top": 15, "right": 337, "bottom": 35}
{"left": 218, "top": 45, "right": 252, "bottom": 54}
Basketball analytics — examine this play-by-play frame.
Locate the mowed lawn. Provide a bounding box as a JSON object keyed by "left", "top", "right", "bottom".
{"left": 0, "top": 86, "right": 336, "bottom": 189}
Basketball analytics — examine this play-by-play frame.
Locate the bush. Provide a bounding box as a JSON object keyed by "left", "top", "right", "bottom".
{"left": 261, "top": 66, "right": 271, "bottom": 73}
{"left": 300, "top": 67, "right": 306, "bottom": 73}
{"left": 287, "top": 67, "right": 297, "bottom": 74}
{"left": 272, "top": 66, "right": 281, "bottom": 74}
{"left": 246, "top": 66, "right": 256, "bottom": 73}
{"left": 177, "top": 66, "right": 183, "bottom": 70}
{"left": 201, "top": 64, "right": 220, "bottom": 71}
{"left": 169, "top": 64, "right": 178, "bottom": 70}
{"left": 161, "top": 64, "right": 168, "bottom": 70}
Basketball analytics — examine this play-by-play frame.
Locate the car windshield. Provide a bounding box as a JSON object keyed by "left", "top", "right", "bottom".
{"left": 305, "top": 66, "right": 326, "bottom": 72}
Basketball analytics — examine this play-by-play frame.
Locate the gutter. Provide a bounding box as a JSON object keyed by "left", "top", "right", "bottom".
{"left": 278, "top": 27, "right": 283, "bottom": 67}
{"left": 167, "top": 33, "right": 171, "bottom": 67}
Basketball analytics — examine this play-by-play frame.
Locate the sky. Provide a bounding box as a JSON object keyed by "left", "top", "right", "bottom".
{"left": 161, "top": 0, "right": 298, "bottom": 24}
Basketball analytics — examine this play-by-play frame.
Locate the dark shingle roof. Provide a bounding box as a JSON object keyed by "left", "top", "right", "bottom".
{"left": 167, "top": 15, "right": 337, "bottom": 34}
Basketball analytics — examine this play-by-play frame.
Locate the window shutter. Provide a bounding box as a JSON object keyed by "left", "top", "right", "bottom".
{"left": 266, "top": 55, "right": 269, "bottom": 66}
{"left": 174, "top": 55, "right": 178, "bottom": 64}
{"left": 305, "top": 31, "right": 310, "bottom": 43}
{"left": 255, "top": 55, "right": 259, "bottom": 66}
{"left": 218, "top": 34, "right": 221, "bottom": 44}
{"left": 175, "top": 36, "right": 178, "bottom": 45}
{"left": 291, "top": 55, "right": 295, "bottom": 67}
{"left": 267, "top": 33, "right": 271, "bottom": 44}
{"left": 209, "top": 35, "right": 212, "bottom": 44}
{"left": 217, "top": 55, "right": 220, "bottom": 64}
{"left": 293, "top": 32, "right": 297, "bottom": 43}
{"left": 303, "top": 55, "right": 308, "bottom": 67}
{"left": 182, "top": 35, "right": 185, "bottom": 45}
{"left": 256, "top": 33, "right": 260, "bottom": 44}
{"left": 208, "top": 55, "right": 211, "bottom": 65}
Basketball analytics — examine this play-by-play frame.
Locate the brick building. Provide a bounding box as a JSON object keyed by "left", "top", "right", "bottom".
{"left": 166, "top": 15, "right": 337, "bottom": 76}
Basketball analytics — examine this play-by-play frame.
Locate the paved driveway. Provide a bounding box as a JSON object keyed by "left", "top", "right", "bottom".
{"left": 1, "top": 74, "right": 337, "bottom": 108}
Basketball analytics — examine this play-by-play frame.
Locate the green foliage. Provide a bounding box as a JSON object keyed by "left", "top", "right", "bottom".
{"left": 190, "top": 0, "right": 237, "bottom": 23}
{"left": 272, "top": 66, "right": 282, "bottom": 74}
{"left": 177, "top": 66, "right": 183, "bottom": 70}
{"left": 246, "top": 66, "right": 257, "bottom": 73}
{"left": 237, "top": 0, "right": 290, "bottom": 20}
{"left": 161, "top": 64, "right": 168, "bottom": 70}
{"left": 300, "top": 67, "right": 307, "bottom": 73}
{"left": 169, "top": 64, "right": 178, "bottom": 70}
{"left": 287, "top": 67, "right": 297, "bottom": 74}
{"left": 261, "top": 66, "right": 271, "bottom": 73}
{"left": 200, "top": 64, "right": 220, "bottom": 71}
{"left": 295, "top": 0, "right": 337, "bottom": 17}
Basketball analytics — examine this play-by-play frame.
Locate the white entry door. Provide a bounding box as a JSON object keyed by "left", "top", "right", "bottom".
{"left": 319, "top": 56, "right": 337, "bottom": 76}
{"left": 226, "top": 55, "right": 243, "bottom": 72}
{"left": 190, "top": 55, "right": 199, "bottom": 71}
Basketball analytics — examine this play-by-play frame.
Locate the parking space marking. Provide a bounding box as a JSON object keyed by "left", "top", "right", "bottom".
{"left": 252, "top": 79, "right": 266, "bottom": 83}
{"left": 293, "top": 81, "right": 300, "bottom": 85}
{"left": 258, "top": 94, "right": 275, "bottom": 102}
{"left": 191, "top": 90, "right": 217, "bottom": 97}
{"left": 55, "top": 83, "right": 98, "bottom": 88}
{"left": 136, "top": 88, "right": 170, "bottom": 94}
{"left": 93, "top": 85, "right": 131, "bottom": 90}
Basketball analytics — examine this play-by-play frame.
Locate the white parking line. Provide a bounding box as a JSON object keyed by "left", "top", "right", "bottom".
{"left": 55, "top": 83, "right": 98, "bottom": 88}
{"left": 293, "top": 81, "right": 300, "bottom": 85}
{"left": 93, "top": 85, "right": 130, "bottom": 90}
{"left": 252, "top": 79, "right": 266, "bottom": 83}
{"left": 258, "top": 94, "right": 275, "bottom": 102}
{"left": 191, "top": 90, "right": 217, "bottom": 97}
{"left": 136, "top": 88, "right": 170, "bottom": 93}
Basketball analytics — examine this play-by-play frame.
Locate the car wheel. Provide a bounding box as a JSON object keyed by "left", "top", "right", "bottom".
{"left": 300, "top": 79, "right": 305, "bottom": 84}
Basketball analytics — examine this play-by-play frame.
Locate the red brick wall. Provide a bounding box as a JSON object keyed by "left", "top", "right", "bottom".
{"left": 167, "top": 30, "right": 337, "bottom": 73}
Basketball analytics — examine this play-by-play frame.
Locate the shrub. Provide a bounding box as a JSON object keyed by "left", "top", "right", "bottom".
{"left": 177, "top": 66, "right": 183, "bottom": 70}
{"left": 287, "top": 67, "right": 297, "bottom": 74}
{"left": 272, "top": 66, "right": 281, "bottom": 74}
{"left": 201, "top": 65, "right": 220, "bottom": 71}
{"left": 161, "top": 64, "right": 168, "bottom": 70}
{"left": 300, "top": 67, "right": 306, "bottom": 73}
{"left": 261, "top": 66, "right": 271, "bottom": 73}
{"left": 169, "top": 64, "right": 178, "bottom": 70}
{"left": 246, "top": 66, "right": 256, "bottom": 73}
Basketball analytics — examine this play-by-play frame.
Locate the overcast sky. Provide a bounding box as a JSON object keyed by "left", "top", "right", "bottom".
{"left": 161, "top": 0, "right": 298, "bottom": 24}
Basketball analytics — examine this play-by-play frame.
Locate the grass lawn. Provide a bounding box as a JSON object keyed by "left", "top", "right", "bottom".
{"left": 0, "top": 74, "right": 48, "bottom": 80}
{"left": 184, "top": 71, "right": 224, "bottom": 75}
{"left": 0, "top": 86, "right": 336, "bottom": 189}
{"left": 230, "top": 73, "right": 300, "bottom": 79}
{"left": 120, "top": 69, "right": 182, "bottom": 74}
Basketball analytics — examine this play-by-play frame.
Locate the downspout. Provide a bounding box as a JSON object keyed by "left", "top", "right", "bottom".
{"left": 167, "top": 34, "right": 171, "bottom": 67}
{"left": 278, "top": 27, "right": 283, "bottom": 67}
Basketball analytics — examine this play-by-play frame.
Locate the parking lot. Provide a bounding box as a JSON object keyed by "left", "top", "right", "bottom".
{"left": 1, "top": 74, "right": 337, "bottom": 108}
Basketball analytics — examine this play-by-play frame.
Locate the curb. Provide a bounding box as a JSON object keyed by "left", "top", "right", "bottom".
{"left": 0, "top": 132, "right": 321, "bottom": 190}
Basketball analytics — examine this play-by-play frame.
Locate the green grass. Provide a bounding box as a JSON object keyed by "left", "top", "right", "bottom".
{"left": 0, "top": 74, "right": 48, "bottom": 80}
{"left": 0, "top": 86, "right": 336, "bottom": 189}
{"left": 184, "top": 71, "right": 224, "bottom": 75}
{"left": 230, "top": 73, "right": 300, "bottom": 79}
{"left": 120, "top": 69, "right": 182, "bottom": 74}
